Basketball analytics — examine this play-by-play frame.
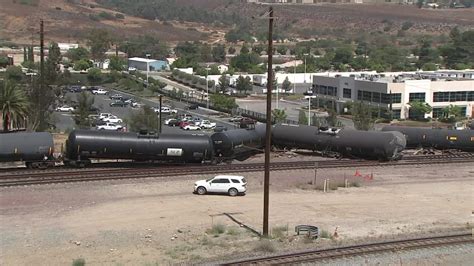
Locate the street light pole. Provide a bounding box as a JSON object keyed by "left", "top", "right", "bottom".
{"left": 308, "top": 97, "right": 311, "bottom": 126}
{"left": 206, "top": 67, "right": 209, "bottom": 110}
{"left": 146, "top": 53, "right": 151, "bottom": 85}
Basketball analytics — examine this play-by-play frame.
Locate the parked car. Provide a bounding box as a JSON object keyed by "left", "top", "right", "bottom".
{"left": 191, "top": 117, "right": 202, "bottom": 125}
{"left": 109, "top": 94, "right": 123, "bottom": 100}
{"left": 165, "top": 118, "right": 178, "bottom": 126}
{"left": 110, "top": 100, "right": 128, "bottom": 107}
{"left": 183, "top": 124, "right": 201, "bottom": 131}
{"left": 240, "top": 117, "right": 256, "bottom": 125}
{"left": 56, "top": 105, "right": 74, "bottom": 112}
{"left": 99, "top": 113, "right": 113, "bottom": 120}
{"left": 102, "top": 115, "right": 123, "bottom": 124}
{"left": 92, "top": 88, "right": 108, "bottom": 95}
{"left": 187, "top": 103, "right": 199, "bottom": 110}
{"left": 194, "top": 175, "right": 247, "bottom": 196}
{"left": 69, "top": 86, "right": 82, "bottom": 93}
{"left": 229, "top": 116, "right": 243, "bottom": 122}
{"left": 91, "top": 119, "right": 106, "bottom": 127}
{"left": 97, "top": 123, "right": 123, "bottom": 131}
{"left": 168, "top": 119, "right": 181, "bottom": 127}
{"left": 199, "top": 120, "right": 216, "bottom": 129}
{"left": 178, "top": 121, "right": 190, "bottom": 129}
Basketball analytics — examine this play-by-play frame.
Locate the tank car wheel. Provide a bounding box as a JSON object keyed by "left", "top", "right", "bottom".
{"left": 228, "top": 188, "right": 238, "bottom": 197}
{"left": 25, "top": 162, "right": 33, "bottom": 169}
{"left": 197, "top": 186, "right": 207, "bottom": 195}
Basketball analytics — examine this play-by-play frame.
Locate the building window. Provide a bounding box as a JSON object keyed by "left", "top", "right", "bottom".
{"left": 343, "top": 88, "right": 351, "bottom": 99}
{"left": 382, "top": 94, "right": 391, "bottom": 104}
{"left": 392, "top": 109, "right": 401, "bottom": 119}
{"left": 468, "top": 91, "right": 474, "bottom": 101}
{"left": 357, "top": 90, "right": 363, "bottom": 100}
{"left": 363, "top": 91, "right": 371, "bottom": 102}
{"left": 409, "top": 92, "right": 426, "bottom": 102}
{"left": 391, "top": 93, "right": 401, "bottom": 104}
{"left": 433, "top": 92, "right": 449, "bottom": 102}
{"left": 432, "top": 108, "right": 444, "bottom": 118}
{"left": 372, "top": 92, "right": 381, "bottom": 103}
{"left": 434, "top": 91, "right": 473, "bottom": 102}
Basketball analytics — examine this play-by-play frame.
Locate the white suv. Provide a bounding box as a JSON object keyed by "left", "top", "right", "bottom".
{"left": 194, "top": 175, "right": 247, "bottom": 196}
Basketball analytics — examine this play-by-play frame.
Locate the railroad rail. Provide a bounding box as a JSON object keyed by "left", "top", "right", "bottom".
{"left": 1, "top": 154, "right": 473, "bottom": 187}
{"left": 224, "top": 233, "right": 473, "bottom": 265}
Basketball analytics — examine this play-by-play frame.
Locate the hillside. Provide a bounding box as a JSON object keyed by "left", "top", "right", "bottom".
{"left": 0, "top": 0, "right": 218, "bottom": 45}
{"left": 0, "top": 0, "right": 473, "bottom": 46}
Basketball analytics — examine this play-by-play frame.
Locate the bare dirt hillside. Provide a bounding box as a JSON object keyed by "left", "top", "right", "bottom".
{"left": 0, "top": 0, "right": 210, "bottom": 45}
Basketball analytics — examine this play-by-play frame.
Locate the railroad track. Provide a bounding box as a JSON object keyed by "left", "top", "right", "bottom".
{"left": 224, "top": 233, "right": 473, "bottom": 265}
{"left": 1, "top": 154, "right": 473, "bottom": 187}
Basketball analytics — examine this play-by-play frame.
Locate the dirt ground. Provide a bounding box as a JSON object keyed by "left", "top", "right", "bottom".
{"left": 0, "top": 162, "right": 473, "bottom": 265}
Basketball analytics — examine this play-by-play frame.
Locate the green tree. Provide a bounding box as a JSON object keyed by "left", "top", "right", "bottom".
{"left": 0, "top": 80, "right": 29, "bottom": 131}
{"left": 240, "top": 44, "right": 249, "bottom": 54}
{"left": 408, "top": 100, "right": 432, "bottom": 120}
{"left": 333, "top": 46, "right": 353, "bottom": 65}
{"left": 272, "top": 109, "right": 287, "bottom": 124}
{"left": 128, "top": 105, "right": 160, "bottom": 133}
{"left": 218, "top": 74, "right": 229, "bottom": 94}
{"left": 0, "top": 56, "right": 9, "bottom": 68}
{"left": 230, "top": 52, "right": 260, "bottom": 72}
{"left": 44, "top": 42, "right": 62, "bottom": 84}
{"left": 441, "top": 104, "right": 463, "bottom": 122}
{"left": 415, "top": 39, "right": 439, "bottom": 68}
{"left": 228, "top": 46, "right": 236, "bottom": 55}
{"left": 243, "top": 76, "right": 252, "bottom": 94}
{"left": 108, "top": 56, "right": 126, "bottom": 71}
{"left": 351, "top": 101, "right": 374, "bottom": 131}
{"left": 74, "top": 59, "right": 93, "bottom": 71}
{"left": 5, "top": 66, "right": 23, "bottom": 82}
{"left": 281, "top": 77, "right": 291, "bottom": 92}
{"left": 87, "top": 29, "right": 112, "bottom": 62}
{"left": 326, "top": 108, "right": 338, "bottom": 127}
{"left": 211, "top": 44, "right": 226, "bottom": 62}
{"left": 298, "top": 109, "right": 308, "bottom": 125}
{"left": 72, "top": 92, "right": 94, "bottom": 129}
{"left": 66, "top": 47, "right": 90, "bottom": 62}
{"left": 235, "top": 75, "right": 246, "bottom": 95}
{"left": 87, "top": 68, "right": 102, "bottom": 84}
{"left": 210, "top": 94, "right": 237, "bottom": 110}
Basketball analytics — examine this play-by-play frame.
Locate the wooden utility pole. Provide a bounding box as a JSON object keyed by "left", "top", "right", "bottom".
{"left": 263, "top": 6, "right": 274, "bottom": 237}
{"left": 39, "top": 19, "right": 45, "bottom": 131}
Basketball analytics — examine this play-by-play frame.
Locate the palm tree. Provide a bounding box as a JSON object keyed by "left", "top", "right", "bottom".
{"left": 272, "top": 109, "right": 287, "bottom": 124}
{"left": 0, "top": 80, "right": 29, "bottom": 131}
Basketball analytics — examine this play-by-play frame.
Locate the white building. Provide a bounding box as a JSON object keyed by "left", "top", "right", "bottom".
{"left": 312, "top": 71, "right": 474, "bottom": 119}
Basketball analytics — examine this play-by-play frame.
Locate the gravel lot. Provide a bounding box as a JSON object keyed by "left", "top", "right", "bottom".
{"left": 0, "top": 162, "right": 472, "bottom": 265}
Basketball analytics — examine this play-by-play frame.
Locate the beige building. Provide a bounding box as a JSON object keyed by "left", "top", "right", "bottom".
{"left": 312, "top": 71, "right": 474, "bottom": 119}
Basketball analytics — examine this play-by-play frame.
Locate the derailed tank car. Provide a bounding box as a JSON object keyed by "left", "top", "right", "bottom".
{"left": 211, "top": 123, "right": 266, "bottom": 161}
{"left": 65, "top": 130, "right": 215, "bottom": 166}
{"left": 272, "top": 124, "right": 406, "bottom": 160}
{"left": 0, "top": 132, "right": 55, "bottom": 168}
{"left": 381, "top": 126, "right": 474, "bottom": 152}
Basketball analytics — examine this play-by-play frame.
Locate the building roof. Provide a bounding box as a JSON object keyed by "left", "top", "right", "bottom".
{"left": 128, "top": 57, "right": 158, "bottom": 63}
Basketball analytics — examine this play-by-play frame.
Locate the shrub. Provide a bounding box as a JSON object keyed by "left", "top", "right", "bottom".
{"left": 72, "top": 258, "right": 85, "bottom": 266}
{"left": 254, "top": 240, "right": 276, "bottom": 253}
{"left": 115, "top": 13, "right": 125, "bottom": 19}
{"left": 320, "top": 229, "right": 330, "bottom": 239}
{"left": 272, "top": 225, "right": 288, "bottom": 239}
{"left": 206, "top": 223, "right": 226, "bottom": 235}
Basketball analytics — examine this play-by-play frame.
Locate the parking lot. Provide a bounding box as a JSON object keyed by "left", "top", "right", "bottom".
{"left": 53, "top": 88, "right": 240, "bottom": 134}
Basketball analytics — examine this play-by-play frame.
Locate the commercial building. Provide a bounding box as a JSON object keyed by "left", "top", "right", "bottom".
{"left": 127, "top": 57, "right": 169, "bottom": 71}
{"left": 312, "top": 71, "right": 474, "bottom": 119}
